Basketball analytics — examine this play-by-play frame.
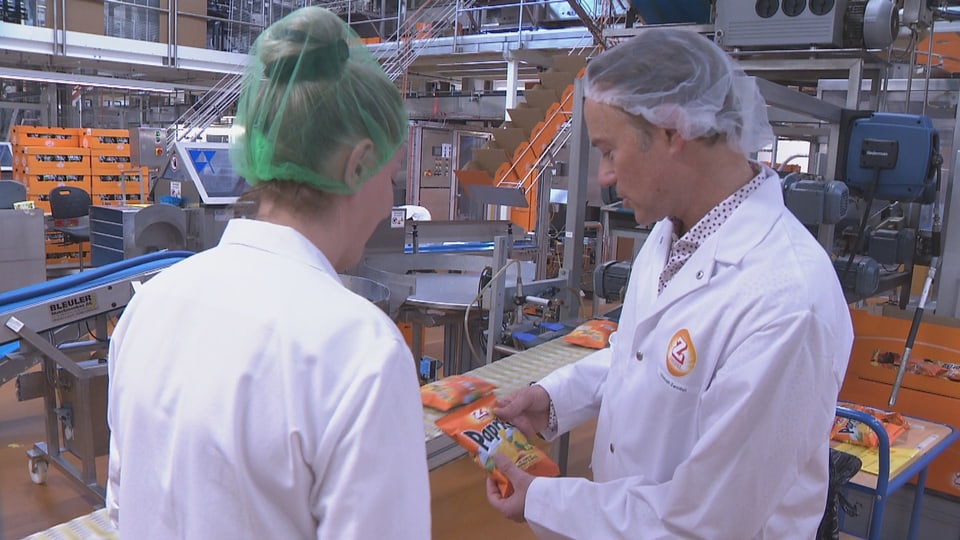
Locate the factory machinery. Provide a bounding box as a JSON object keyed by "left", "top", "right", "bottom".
{"left": 595, "top": 110, "right": 943, "bottom": 306}
{"left": 87, "top": 140, "right": 256, "bottom": 266}
{"left": 353, "top": 217, "right": 581, "bottom": 379}
{"left": 0, "top": 251, "right": 192, "bottom": 501}
{"left": 99, "top": 133, "right": 581, "bottom": 380}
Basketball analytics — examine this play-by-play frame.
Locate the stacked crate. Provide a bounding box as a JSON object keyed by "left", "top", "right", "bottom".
{"left": 10, "top": 126, "right": 90, "bottom": 213}
{"left": 9, "top": 126, "right": 141, "bottom": 268}
{"left": 80, "top": 128, "right": 144, "bottom": 207}
{"left": 9, "top": 126, "right": 92, "bottom": 268}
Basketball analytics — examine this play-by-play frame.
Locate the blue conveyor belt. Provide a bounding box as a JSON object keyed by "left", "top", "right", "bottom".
{"left": 403, "top": 240, "right": 537, "bottom": 254}
{"left": 0, "top": 340, "right": 17, "bottom": 357}
{"left": 0, "top": 251, "right": 193, "bottom": 347}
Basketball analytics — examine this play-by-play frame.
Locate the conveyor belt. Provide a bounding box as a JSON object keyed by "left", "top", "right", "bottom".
{"left": 403, "top": 240, "right": 538, "bottom": 254}
{"left": 0, "top": 251, "right": 193, "bottom": 385}
{"left": 424, "top": 338, "right": 594, "bottom": 469}
{"left": 23, "top": 508, "right": 117, "bottom": 540}
{"left": 0, "top": 250, "right": 193, "bottom": 329}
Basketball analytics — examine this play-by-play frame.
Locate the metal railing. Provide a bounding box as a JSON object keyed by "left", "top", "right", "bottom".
{"left": 495, "top": 72, "right": 576, "bottom": 191}
{"left": 166, "top": 0, "right": 479, "bottom": 149}
{"left": 378, "top": 0, "right": 474, "bottom": 84}
{"left": 162, "top": 0, "right": 609, "bottom": 149}
{"left": 164, "top": 71, "right": 243, "bottom": 150}
{"left": 496, "top": 41, "right": 599, "bottom": 200}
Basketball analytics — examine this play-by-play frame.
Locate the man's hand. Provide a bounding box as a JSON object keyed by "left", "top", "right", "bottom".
{"left": 494, "top": 384, "right": 551, "bottom": 438}
{"left": 486, "top": 452, "right": 534, "bottom": 522}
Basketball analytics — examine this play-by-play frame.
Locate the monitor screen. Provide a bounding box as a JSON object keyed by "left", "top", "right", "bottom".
{"left": 185, "top": 145, "right": 249, "bottom": 200}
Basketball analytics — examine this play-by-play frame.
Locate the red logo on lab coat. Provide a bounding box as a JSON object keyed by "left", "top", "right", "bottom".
{"left": 666, "top": 329, "right": 697, "bottom": 377}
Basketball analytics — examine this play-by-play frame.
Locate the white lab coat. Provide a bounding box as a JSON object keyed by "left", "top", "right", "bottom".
{"left": 526, "top": 167, "right": 853, "bottom": 539}
{"left": 106, "top": 219, "right": 430, "bottom": 540}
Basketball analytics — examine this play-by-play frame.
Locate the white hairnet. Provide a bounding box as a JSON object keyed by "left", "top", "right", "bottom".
{"left": 584, "top": 27, "right": 773, "bottom": 156}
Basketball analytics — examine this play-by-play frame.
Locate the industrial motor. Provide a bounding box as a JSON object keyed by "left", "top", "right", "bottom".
{"left": 782, "top": 174, "right": 850, "bottom": 226}
{"left": 715, "top": 0, "right": 899, "bottom": 50}
{"left": 593, "top": 260, "right": 632, "bottom": 302}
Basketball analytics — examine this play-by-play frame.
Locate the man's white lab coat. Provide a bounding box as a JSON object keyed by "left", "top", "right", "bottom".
{"left": 527, "top": 167, "right": 854, "bottom": 539}
{"left": 106, "top": 219, "right": 430, "bottom": 539}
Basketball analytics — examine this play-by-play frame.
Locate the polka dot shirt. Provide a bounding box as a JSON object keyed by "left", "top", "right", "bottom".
{"left": 658, "top": 166, "right": 766, "bottom": 295}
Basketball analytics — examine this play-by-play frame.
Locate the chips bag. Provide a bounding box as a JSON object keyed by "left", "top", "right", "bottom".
{"left": 435, "top": 394, "right": 560, "bottom": 497}
{"left": 831, "top": 403, "right": 910, "bottom": 448}
{"left": 563, "top": 319, "right": 618, "bottom": 349}
{"left": 420, "top": 374, "right": 496, "bottom": 412}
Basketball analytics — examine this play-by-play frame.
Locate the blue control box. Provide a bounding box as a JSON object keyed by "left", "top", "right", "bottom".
{"left": 844, "top": 113, "right": 938, "bottom": 204}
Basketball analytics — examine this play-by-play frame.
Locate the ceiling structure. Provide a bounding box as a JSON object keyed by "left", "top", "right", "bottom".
{"left": 2, "top": 13, "right": 960, "bottom": 100}
{"left": 0, "top": 16, "right": 598, "bottom": 96}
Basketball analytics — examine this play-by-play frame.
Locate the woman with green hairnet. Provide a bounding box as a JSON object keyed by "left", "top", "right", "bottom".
{"left": 105, "top": 7, "right": 430, "bottom": 539}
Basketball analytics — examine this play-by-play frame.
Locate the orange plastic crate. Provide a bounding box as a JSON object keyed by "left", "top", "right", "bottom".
{"left": 494, "top": 162, "right": 520, "bottom": 186}
{"left": 91, "top": 173, "right": 143, "bottom": 195}
{"left": 9, "top": 126, "right": 81, "bottom": 148}
{"left": 79, "top": 128, "right": 131, "bottom": 148}
{"left": 90, "top": 153, "right": 134, "bottom": 174}
{"left": 94, "top": 193, "right": 144, "bottom": 206}
{"left": 26, "top": 173, "right": 91, "bottom": 213}
{"left": 18, "top": 147, "right": 92, "bottom": 174}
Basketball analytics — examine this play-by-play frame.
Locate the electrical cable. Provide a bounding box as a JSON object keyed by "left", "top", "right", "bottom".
{"left": 892, "top": 28, "right": 917, "bottom": 64}
{"left": 83, "top": 311, "right": 120, "bottom": 343}
{"left": 84, "top": 319, "right": 107, "bottom": 342}
{"left": 843, "top": 167, "right": 881, "bottom": 285}
{"left": 463, "top": 259, "right": 521, "bottom": 367}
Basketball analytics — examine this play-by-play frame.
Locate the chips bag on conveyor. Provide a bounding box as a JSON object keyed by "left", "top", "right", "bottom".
{"left": 435, "top": 394, "right": 560, "bottom": 497}
{"left": 420, "top": 374, "right": 496, "bottom": 412}
{"left": 563, "top": 319, "right": 618, "bottom": 349}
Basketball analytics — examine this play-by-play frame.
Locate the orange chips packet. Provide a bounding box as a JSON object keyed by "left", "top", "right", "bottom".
{"left": 420, "top": 374, "right": 497, "bottom": 412}
{"left": 435, "top": 394, "right": 560, "bottom": 497}
{"left": 563, "top": 319, "right": 618, "bottom": 349}
{"left": 831, "top": 403, "right": 910, "bottom": 448}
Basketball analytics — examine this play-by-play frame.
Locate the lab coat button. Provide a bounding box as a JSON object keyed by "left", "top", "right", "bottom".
{"left": 696, "top": 270, "right": 704, "bottom": 279}
{"left": 635, "top": 351, "right": 643, "bottom": 361}
{"left": 609, "top": 443, "right": 615, "bottom": 453}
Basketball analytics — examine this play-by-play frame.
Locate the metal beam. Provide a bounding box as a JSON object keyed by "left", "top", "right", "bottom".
{"left": 755, "top": 77, "right": 842, "bottom": 124}
{"left": 504, "top": 48, "right": 555, "bottom": 69}
{"left": 0, "top": 67, "right": 208, "bottom": 93}
{"left": 561, "top": 78, "right": 589, "bottom": 321}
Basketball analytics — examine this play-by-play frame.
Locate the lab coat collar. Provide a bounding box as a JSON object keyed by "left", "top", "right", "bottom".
{"left": 712, "top": 164, "right": 784, "bottom": 266}
{"left": 648, "top": 164, "right": 781, "bottom": 312}
{"left": 218, "top": 218, "right": 342, "bottom": 282}
{"left": 651, "top": 226, "right": 715, "bottom": 312}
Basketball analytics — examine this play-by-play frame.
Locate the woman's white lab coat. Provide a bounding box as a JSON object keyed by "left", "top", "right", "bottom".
{"left": 527, "top": 168, "right": 854, "bottom": 539}
{"left": 106, "top": 219, "right": 430, "bottom": 539}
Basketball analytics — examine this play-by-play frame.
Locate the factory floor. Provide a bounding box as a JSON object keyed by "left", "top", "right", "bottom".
{"left": 0, "top": 326, "right": 596, "bottom": 540}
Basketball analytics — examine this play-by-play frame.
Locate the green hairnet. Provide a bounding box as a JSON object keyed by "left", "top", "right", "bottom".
{"left": 231, "top": 7, "right": 407, "bottom": 195}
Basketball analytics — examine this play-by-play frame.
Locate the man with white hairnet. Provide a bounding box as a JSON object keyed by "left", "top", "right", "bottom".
{"left": 486, "top": 27, "right": 853, "bottom": 538}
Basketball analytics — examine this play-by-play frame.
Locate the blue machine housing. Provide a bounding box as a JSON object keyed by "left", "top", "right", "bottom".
{"left": 844, "top": 113, "right": 939, "bottom": 204}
